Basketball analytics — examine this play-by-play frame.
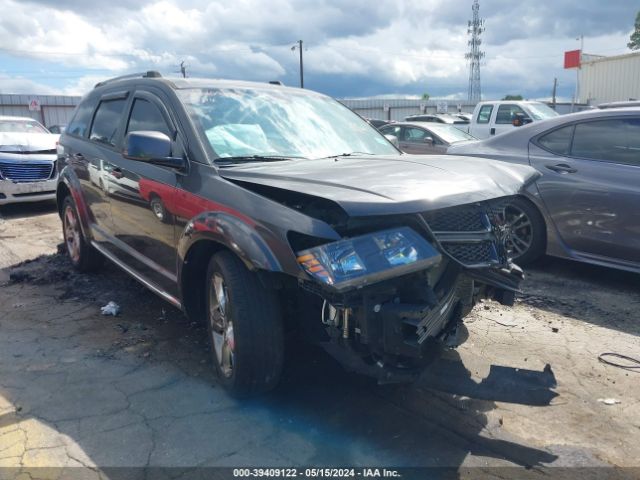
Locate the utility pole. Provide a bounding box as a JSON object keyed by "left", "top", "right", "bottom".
{"left": 465, "top": 0, "right": 485, "bottom": 102}
{"left": 291, "top": 40, "right": 304, "bottom": 88}
{"left": 552, "top": 77, "right": 557, "bottom": 110}
{"left": 576, "top": 35, "right": 583, "bottom": 104}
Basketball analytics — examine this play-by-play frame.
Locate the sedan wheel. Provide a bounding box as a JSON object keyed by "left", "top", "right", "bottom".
{"left": 503, "top": 205, "right": 533, "bottom": 259}
{"left": 496, "top": 197, "right": 546, "bottom": 265}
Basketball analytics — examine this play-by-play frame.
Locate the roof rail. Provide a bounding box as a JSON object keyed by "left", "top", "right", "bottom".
{"left": 94, "top": 71, "right": 162, "bottom": 88}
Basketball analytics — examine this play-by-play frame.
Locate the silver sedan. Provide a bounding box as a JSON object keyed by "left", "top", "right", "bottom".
{"left": 447, "top": 107, "right": 640, "bottom": 273}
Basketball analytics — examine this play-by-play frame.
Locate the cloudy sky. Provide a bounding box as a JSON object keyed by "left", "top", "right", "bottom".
{"left": 0, "top": 0, "right": 637, "bottom": 101}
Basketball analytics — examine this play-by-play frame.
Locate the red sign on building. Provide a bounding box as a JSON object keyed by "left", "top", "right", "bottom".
{"left": 564, "top": 50, "right": 581, "bottom": 69}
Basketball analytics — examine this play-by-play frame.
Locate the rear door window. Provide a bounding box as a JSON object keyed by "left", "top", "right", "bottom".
{"left": 89, "top": 98, "right": 127, "bottom": 147}
{"left": 571, "top": 118, "right": 640, "bottom": 166}
{"left": 537, "top": 125, "right": 574, "bottom": 156}
{"left": 476, "top": 105, "right": 493, "bottom": 124}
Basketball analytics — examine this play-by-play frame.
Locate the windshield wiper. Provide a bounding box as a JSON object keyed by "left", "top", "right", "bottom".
{"left": 214, "top": 154, "right": 306, "bottom": 165}
{"left": 319, "top": 152, "right": 376, "bottom": 159}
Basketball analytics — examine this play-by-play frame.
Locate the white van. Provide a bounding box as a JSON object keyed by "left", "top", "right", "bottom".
{"left": 468, "top": 101, "right": 559, "bottom": 139}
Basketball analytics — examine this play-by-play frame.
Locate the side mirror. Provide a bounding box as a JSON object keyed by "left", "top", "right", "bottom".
{"left": 384, "top": 134, "right": 400, "bottom": 148}
{"left": 123, "top": 131, "right": 185, "bottom": 169}
{"left": 424, "top": 136, "right": 434, "bottom": 146}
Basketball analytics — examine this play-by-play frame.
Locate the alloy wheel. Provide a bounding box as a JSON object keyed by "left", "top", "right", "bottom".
{"left": 209, "top": 273, "right": 235, "bottom": 378}
{"left": 502, "top": 205, "right": 533, "bottom": 259}
{"left": 63, "top": 205, "right": 81, "bottom": 263}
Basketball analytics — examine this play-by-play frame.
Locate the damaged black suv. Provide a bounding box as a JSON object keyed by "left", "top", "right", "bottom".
{"left": 56, "top": 72, "right": 538, "bottom": 395}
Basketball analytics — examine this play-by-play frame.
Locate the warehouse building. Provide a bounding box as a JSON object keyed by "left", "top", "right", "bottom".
{"left": 0, "top": 94, "right": 81, "bottom": 128}
{"left": 578, "top": 51, "right": 640, "bottom": 105}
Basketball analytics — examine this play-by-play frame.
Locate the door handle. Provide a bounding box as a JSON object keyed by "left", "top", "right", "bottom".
{"left": 490, "top": 128, "right": 496, "bottom": 135}
{"left": 545, "top": 163, "right": 577, "bottom": 174}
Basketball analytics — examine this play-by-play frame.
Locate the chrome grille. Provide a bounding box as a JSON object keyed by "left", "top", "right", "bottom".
{"left": 0, "top": 161, "right": 54, "bottom": 183}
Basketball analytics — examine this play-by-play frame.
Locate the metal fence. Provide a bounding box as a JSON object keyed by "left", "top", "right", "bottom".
{"left": 0, "top": 94, "right": 81, "bottom": 128}
{"left": 339, "top": 98, "right": 479, "bottom": 121}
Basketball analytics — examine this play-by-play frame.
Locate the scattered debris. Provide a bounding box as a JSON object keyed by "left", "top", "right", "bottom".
{"left": 101, "top": 301, "right": 121, "bottom": 316}
{"left": 552, "top": 327, "right": 559, "bottom": 333}
{"left": 597, "top": 398, "right": 621, "bottom": 405}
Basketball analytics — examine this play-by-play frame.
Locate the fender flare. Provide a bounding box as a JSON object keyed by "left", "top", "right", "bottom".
{"left": 177, "top": 211, "right": 283, "bottom": 275}
{"left": 57, "top": 166, "right": 94, "bottom": 240}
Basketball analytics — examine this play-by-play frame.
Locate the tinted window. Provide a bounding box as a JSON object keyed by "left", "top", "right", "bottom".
{"left": 89, "top": 98, "right": 126, "bottom": 147}
{"left": 67, "top": 99, "right": 96, "bottom": 137}
{"left": 496, "top": 104, "right": 528, "bottom": 124}
{"left": 571, "top": 118, "right": 640, "bottom": 166}
{"left": 477, "top": 105, "right": 493, "bottom": 124}
{"left": 126, "top": 98, "right": 172, "bottom": 137}
{"left": 537, "top": 125, "right": 574, "bottom": 155}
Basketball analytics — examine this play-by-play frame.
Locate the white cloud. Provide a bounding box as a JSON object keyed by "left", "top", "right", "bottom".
{"left": 0, "top": 0, "right": 635, "bottom": 99}
{"left": 0, "top": 75, "right": 58, "bottom": 94}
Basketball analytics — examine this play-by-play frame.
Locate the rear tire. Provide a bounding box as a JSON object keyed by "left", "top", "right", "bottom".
{"left": 503, "top": 197, "right": 546, "bottom": 265}
{"left": 61, "top": 196, "right": 103, "bottom": 272}
{"left": 205, "top": 251, "right": 284, "bottom": 396}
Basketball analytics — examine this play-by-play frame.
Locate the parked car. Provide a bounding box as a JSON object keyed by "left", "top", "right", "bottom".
{"left": 448, "top": 107, "right": 640, "bottom": 272}
{"left": 468, "top": 101, "right": 559, "bottom": 139}
{"left": 366, "top": 118, "right": 390, "bottom": 129}
{"left": 597, "top": 101, "right": 640, "bottom": 109}
{"left": 0, "top": 116, "right": 59, "bottom": 205}
{"left": 48, "top": 124, "right": 66, "bottom": 134}
{"left": 454, "top": 113, "right": 473, "bottom": 122}
{"left": 57, "top": 72, "right": 537, "bottom": 395}
{"left": 379, "top": 122, "right": 476, "bottom": 154}
{"left": 405, "top": 113, "right": 469, "bottom": 126}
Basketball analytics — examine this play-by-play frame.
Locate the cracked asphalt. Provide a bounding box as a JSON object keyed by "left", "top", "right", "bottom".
{"left": 0, "top": 202, "right": 639, "bottom": 479}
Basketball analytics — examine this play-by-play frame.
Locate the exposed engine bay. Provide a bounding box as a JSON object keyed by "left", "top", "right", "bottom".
{"left": 282, "top": 193, "right": 526, "bottom": 383}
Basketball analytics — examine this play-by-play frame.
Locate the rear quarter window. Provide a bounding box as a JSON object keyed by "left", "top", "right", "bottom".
{"left": 536, "top": 125, "right": 574, "bottom": 156}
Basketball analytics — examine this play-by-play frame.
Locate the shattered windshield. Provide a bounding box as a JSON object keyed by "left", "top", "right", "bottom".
{"left": 178, "top": 87, "right": 399, "bottom": 161}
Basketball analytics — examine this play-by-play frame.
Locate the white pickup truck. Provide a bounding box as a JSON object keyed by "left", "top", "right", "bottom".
{"left": 468, "top": 101, "right": 559, "bottom": 139}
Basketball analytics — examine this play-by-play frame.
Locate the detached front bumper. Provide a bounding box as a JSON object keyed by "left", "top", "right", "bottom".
{"left": 0, "top": 178, "right": 57, "bottom": 205}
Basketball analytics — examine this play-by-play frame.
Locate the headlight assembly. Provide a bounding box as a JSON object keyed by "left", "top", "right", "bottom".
{"left": 296, "top": 227, "right": 441, "bottom": 291}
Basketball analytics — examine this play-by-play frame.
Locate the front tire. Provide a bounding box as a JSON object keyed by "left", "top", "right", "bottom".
{"left": 61, "top": 196, "right": 103, "bottom": 272}
{"left": 205, "top": 251, "right": 284, "bottom": 396}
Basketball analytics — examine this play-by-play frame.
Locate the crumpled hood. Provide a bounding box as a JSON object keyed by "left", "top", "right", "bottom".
{"left": 220, "top": 154, "right": 540, "bottom": 216}
{"left": 0, "top": 133, "right": 58, "bottom": 153}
